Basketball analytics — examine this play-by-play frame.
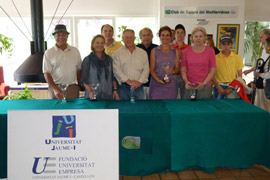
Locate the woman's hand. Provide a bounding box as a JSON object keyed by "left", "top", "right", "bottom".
{"left": 185, "top": 81, "right": 195, "bottom": 89}
{"left": 88, "top": 91, "right": 94, "bottom": 100}
{"left": 194, "top": 82, "right": 205, "bottom": 90}
{"left": 157, "top": 79, "right": 166, "bottom": 84}
{"left": 166, "top": 67, "right": 174, "bottom": 74}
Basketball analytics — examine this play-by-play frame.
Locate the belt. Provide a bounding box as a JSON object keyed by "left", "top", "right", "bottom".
{"left": 218, "top": 82, "right": 230, "bottom": 86}
{"left": 121, "top": 83, "right": 130, "bottom": 86}
{"left": 56, "top": 84, "right": 76, "bottom": 86}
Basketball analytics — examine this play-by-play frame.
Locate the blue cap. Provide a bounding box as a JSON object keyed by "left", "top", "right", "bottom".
{"left": 220, "top": 34, "right": 232, "bottom": 44}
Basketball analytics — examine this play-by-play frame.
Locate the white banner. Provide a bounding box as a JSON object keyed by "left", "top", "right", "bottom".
{"left": 164, "top": 6, "right": 238, "bottom": 18}
{"left": 8, "top": 109, "right": 118, "bottom": 180}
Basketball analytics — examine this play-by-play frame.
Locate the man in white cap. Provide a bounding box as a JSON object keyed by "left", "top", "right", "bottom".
{"left": 43, "top": 24, "right": 82, "bottom": 100}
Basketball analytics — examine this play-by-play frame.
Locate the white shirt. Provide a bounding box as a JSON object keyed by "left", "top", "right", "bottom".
{"left": 259, "top": 49, "right": 270, "bottom": 82}
{"left": 113, "top": 46, "right": 149, "bottom": 84}
{"left": 43, "top": 44, "right": 82, "bottom": 84}
{"left": 261, "top": 48, "right": 270, "bottom": 61}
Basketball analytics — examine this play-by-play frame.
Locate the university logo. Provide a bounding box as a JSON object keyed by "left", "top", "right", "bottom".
{"left": 165, "top": 10, "right": 171, "bottom": 14}
{"left": 52, "top": 115, "right": 76, "bottom": 138}
{"left": 32, "top": 157, "right": 56, "bottom": 174}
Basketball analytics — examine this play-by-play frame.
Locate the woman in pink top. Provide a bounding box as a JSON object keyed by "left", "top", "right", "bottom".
{"left": 181, "top": 27, "right": 216, "bottom": 99}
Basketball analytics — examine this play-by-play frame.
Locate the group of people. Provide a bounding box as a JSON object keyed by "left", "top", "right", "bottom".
{"left": 42, "top": 23, "right": 270, "bottom": 112}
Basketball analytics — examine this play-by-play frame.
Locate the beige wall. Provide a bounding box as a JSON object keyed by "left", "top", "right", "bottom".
{"left": 245, "top": 0, "right": 270, "bottom": 21}
{"left": 159, "top": 0, "right": 245, "bottom": 57}
{"left": 0, "top": 0, "right": 269, "bottom": 58}
{"left": 1, "top": 0, "right": 269, "bottom": 20}
{"left": 0, "top": 0, "right": 158, "bottom": 16}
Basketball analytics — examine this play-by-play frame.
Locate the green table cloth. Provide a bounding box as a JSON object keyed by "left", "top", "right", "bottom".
{"left": 0, "top": 99, "right": 170, "bottom": 178}
{"left": 0, "top": 99, "right": 269, "bottom": 178}
{"left": 165, "top": 99, "right": 270, "bottom": 172}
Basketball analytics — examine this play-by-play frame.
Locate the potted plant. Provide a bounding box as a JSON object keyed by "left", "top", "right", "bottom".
{"left": 244, "top": 22, "right": 268, "bottom": 65}
{"left": 3, "top": 86, "right": 35, "bottom": 100}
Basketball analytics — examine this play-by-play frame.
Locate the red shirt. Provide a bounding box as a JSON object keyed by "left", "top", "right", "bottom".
{"left": 171, "top": 42, "right": 190, "bottom": 52}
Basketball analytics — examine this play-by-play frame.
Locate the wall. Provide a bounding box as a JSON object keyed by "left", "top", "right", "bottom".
{"left": 1, "top": 0, "right": 269, "bottom": 57}
{"left": 159, "top": 0, "right": 245, "bottom": 57}
{"left": 245, "top": 0, "right": 270, "bottom": 21}
{"left": 0, "top": 0, "right": 158, "bottom": 16}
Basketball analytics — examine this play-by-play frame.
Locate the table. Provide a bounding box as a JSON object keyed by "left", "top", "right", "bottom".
{"left": 0, "top": 99, "right": 270, "bottom": 178}
{"left": 164, "top": 100, "right": 270, "bottom": 172}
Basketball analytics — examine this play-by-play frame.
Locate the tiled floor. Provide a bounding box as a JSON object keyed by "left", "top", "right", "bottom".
{"left": 120, "top": 165, "right": 270, "bottom": 180}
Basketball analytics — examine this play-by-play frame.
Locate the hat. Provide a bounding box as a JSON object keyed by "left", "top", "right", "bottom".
{"left": 52, "top": 24, "right": 70, "bottom": 35}
{"left": 220, "top": 34, "right": 232, "bottom": 44}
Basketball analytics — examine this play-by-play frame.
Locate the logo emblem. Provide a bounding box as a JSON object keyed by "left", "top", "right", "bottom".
{"left": 122, "top": 136, "right": 140, "bottom": 149}
{"left": 165, "top": 10, "right": 171, "bottom": 14}
{"left": 52, "top": 115, "right": 76, "bottom": 138}
{"left": 32, "top": 157, "right": 56, "bottom": 174}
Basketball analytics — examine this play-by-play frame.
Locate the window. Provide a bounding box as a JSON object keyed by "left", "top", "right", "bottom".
{"left": 75, "top": 17, "right": 113, "bottom": 58}
{"left": 0, "top": 17, "right": 72, "bottom": 86}
{"left": 244, "top": 21, "right": 270, "bottom": 66}
{"left": 0, "top": 17, "right": 31, "bottom": 86}
{"left": 115, "top": 17, "right": 158, "bottom": 44}
{"left": 0, "top": 16, "right": 157, "bottom": 86}
{"left": 44, "top": 17, "right": 72, "bottom": 49}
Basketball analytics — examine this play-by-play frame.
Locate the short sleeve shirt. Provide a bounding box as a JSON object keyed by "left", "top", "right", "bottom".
{"left": 215, "top": 51, "right": 244, "bottom": 83}
{"left": 43, "top": 44, "right": 82, "bottom": 84}
{"left": 181, "top": 46, "right": 216, "bottom": 86}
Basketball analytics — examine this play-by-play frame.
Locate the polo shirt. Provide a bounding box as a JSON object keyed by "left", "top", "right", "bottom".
{"left": 215, "top": 51, "right": 244, "bottom": 83}
{"left": 43, "top": 44, "right": 82, "bottom": 84}
{"left": 171, "top": 42, "right": 190, "bottom": 52}
{"left": 105, "top": 40, "right": 123, "bottom": 56}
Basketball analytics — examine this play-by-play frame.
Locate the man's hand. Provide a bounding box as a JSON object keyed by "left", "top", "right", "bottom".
{"left": 243, "top": 67, "right": 255, "bottom": 75}
{"left": 126, "top": 80, "right": 142, "bottom": 88}
{"left": 216, "top": 85, "right": 225, "bottom": 96}
{"left": 225, "top": 88, "right": 233, "bottom": 95}
{"left": 254, "top": 71, "right": 260, "bottom": 77}
{"left": 243, "top": 70, "right": 251, "bottom": 75}
{"left": 53, "top": 87, "right": 64, "bottom": 101}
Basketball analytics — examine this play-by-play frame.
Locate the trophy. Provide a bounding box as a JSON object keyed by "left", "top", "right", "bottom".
{"left": 190, "top": 89, "right": 197, "bottom": 101}
{"left": 90, "top": 83, "right": 99, "bottom": 101}
{"left": 58, "top": 84, "right": 69, "bottom": 102}
{"left": 190, "top": 83, "right": 197, "bottom": 101}
{"left": 130, "top": 87, "right": 135, "bottom": 103}
{"left": 162, "top": 63, "right": 171, "bottom": 83}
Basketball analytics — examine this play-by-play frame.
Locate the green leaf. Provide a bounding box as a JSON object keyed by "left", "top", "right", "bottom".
{"left": 0, "top": 33, "right": 14, "bottom": 57}
{"left": 3, "top": 86, "right": 35, "bottom": 100}
{"left": 244, "top": 21, "right": 269, "bottom": 63}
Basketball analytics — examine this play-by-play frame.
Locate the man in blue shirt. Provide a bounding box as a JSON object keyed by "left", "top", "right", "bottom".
{"left": 137, "top": 27, "right": 158, "bottom": 99}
